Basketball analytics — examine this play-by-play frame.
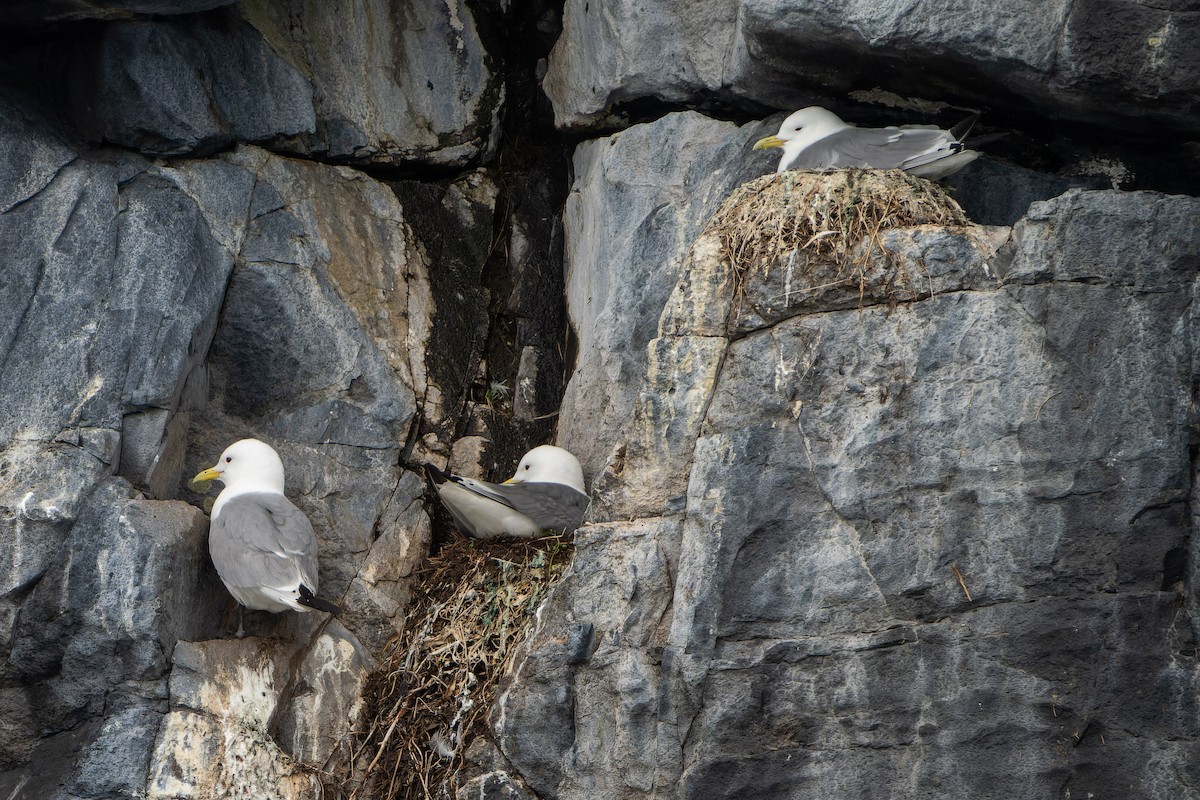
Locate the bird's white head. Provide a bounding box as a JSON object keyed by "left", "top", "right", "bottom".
{"left": 752, "top": 106, "right": 847, "bottom": 171}
{"left": 505, "top": 445, "right": 585, "bottom": 493}
{"left": 194, "top": 438, "right": 287, "bottom": 497}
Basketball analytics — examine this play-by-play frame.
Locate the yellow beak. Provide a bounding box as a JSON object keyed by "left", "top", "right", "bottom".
{"left": 502, "top": 478, "right": 520, "bottom": 485}
{"left": 752, "top": 135, "right": 786, "bottom": 150}
{"left": 192, "top": 467, "right": 222, "bottom": 483}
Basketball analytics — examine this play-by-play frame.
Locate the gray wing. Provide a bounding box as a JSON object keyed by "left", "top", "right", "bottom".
{"left": 490, "top": 482, "right": 590, "bottom": 532}
{"left": 210, "top": 493, "right": 320, "bottom": 592}
{"left": 453, "top": 475, "right": 519, "bottom": 510}
{"left": 797, "top": 127, "right": 955, "bottom": 171}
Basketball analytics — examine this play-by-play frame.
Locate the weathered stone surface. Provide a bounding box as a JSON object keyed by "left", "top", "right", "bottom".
{"left": 65, "top": 15, "right": 316, "bottom": 157}
{"left": 498, "top": 125, "right": 1200, "bottom": 796}
{"left": 456, "top": 771, "right": 536, "bottom": 800}
{"left": 542, "top": 0, "right": 738, "bottom": 128}
{"left": 945, "top": 158, "right": 1111, "bottom": 227}
{"left": 495, "top": 518, "right": 682, "bottom": 797}
{"left": 0, "top": 90, "right": 233, "bottom": 713}
{"left": 557, "top": 112, "right": 773, "bottom": 480}
{"left": 0, "top": 481, "right": 220, "bottom": 791}
{"left": 392, "top": 171, "right": 501, "bottom": 432}
{"left": 0, "top": 124, "right": 231, "bottom": 450}
{"left": 545, "top": 0, "right": 1200, "bottom": 133}
{"left": 60, "top": 1, "right": 504, "bottom": 168}
{"left": 244, "top": 0, "right": 503, "bottom": 167}
{"left": 4, "top": 0, "right": 233, "bottom": 27}
{"left": 150, "top": 631, "right": 371, "bottom": 794}
{"left": 0, "top": 90, "right": 436, "bottom": 795}
{"left": 148, "top": 639, "right": 318, "bottom": 800}
{"left": 148, "top": 709, "right": 318, "bottom": 800}
{"left": 275, "top": 621, "right": 375, "bottom": 766}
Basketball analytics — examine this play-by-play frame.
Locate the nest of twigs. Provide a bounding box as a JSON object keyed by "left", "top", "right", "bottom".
{"left": 707, "top": 169, "right": 970, "bottom": 304}
{"left": 334, "top": 535, "right": 572, "bottom": 800}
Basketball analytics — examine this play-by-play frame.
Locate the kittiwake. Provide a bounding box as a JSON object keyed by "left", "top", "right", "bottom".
{"left": 425, "top": 444, "right": 589, "bottom": 540}
{"left": 752, "top": 106, "right": 980, "bottom": 179}
{"left": 193, "top": 439, "right": 341, "bottom": 630}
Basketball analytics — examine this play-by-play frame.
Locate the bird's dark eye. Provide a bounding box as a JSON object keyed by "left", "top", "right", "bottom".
{"left": 524, "top": 464, "right": 530, "bottom": 470}
{"left": 225, "top": 457, "right": 232, "bottom": 463}
{"left": 794, "top": 127, "right": 802, "bottom": 131}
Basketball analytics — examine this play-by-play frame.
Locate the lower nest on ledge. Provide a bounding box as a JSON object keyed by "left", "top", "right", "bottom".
{"left": 330, "top": 534, "right": 573, "bottom": 800}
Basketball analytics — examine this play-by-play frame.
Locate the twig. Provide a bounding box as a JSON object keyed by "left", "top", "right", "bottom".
{"left": 950, "top": 563, "right": 973, "bottom": 603}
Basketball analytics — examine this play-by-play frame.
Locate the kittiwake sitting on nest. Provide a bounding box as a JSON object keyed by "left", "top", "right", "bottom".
{"left": 425, "top": 445, "right": 589, "bottom": 540}
{"left": 752, "top": 106, "right": 980, "bottom": 180}
{"left": 193, "top": 439, "right": 341, "bottom": 633}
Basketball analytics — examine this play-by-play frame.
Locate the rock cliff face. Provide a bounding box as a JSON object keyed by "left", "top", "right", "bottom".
{"left": 501, "top": 120, "right": 1200, "bottom": 796}
{"left": 0, "top": 1, "right": 1198, "bottom": 799}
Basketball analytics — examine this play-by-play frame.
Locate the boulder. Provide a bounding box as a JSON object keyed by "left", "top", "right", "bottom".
{"left": 65, "top": 15, "right": 316, "bottom": 157}
{"left": 544, "top": 0, "right": 1200, "bottom": 135}
{"left": 4, "top": 0, "right": 234, "bottom": 27}
{"left": 60, "top": 0, "right": 503, "bottom": 168}
{"left": 0, "top": 482, "right": 222, "bottom": 793}
{"left": 147, "top": 639, "right": 320, "bottom": 800}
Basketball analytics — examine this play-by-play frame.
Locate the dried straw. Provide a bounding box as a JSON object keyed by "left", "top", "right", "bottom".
{"left": 329, "top": 534, "right": 572, "bottom": 800}
{"left": 707, "top": 169, "right": 969, "bottom": 304}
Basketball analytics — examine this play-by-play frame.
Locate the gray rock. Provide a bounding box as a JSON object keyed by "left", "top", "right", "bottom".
{"left": 170, "top": 146, "right": 432, "bottom": 643}
{"left": 496, "top": 518, "right": 683, "bottom": 798}
{"left": 61, "top": 1, "right": 505, "bottom": 168}
{"left": 3, "top": 0, "right": 234, "bottom": 27}
{"left": 557, "top": 112, "right": 774, "bottom": 480}
{"left": 456, "top": 771, "right": 537, "bottom": 800}
{"left": 340, "top": 471, "right": 432, "bottom": 654}
{"left": 542, "top": 0, "right": 739, "bottom": 129}
{"left": 3, "top": 480, "right": 220, "bottom": 782}
{"left": 274, "top": 621, "right": 376, "bottom": 767}
{"left": 157, "top": 628, "right": 373, "bottom": 784}
{"left": 0, "top": 91, "right": 433, "bottom": 795}
{"left": 148, "top": 709, "right": 318, "bottom": 800}
{"left": 497, "top": 110, "right": 1200, "bottom": 797}
{"left": 66, "top": 15, "right": 317, "bottom": 156}
{"left": 68, "top": 704, "right": 164, "bottom": 799}
{"left": 245, "top": 0, "right": 503, "bottom": 167}
{"left": 945, "top": 157, "right": 1110, "bottom": 227}
{"left": 0, "top": 90, "right": 234, "bottom": 694}
{"left": 0, "top": 90, "right": 76, "bottom": 214}
{"left": 0, "top": 154, "right": 231, "bottom": 449}
{"left": 149, "top": 638, "right": 321, "bottom": 800}
{"left": 391, "top": 171, "right": 500, "bottom": 431}
{"left": 545, "top": 0, "right": 1200, "bottom": 133}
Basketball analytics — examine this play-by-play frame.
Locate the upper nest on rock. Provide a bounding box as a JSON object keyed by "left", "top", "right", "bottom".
{"left": 708, "top": 169, "right": 970, "bottom": 303}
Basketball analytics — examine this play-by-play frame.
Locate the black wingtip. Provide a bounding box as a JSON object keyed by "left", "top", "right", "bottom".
{"left": 950, "top": 111, "right": 980, "bottom": 142}
{"left": 424, "top": 462, "right": 451, "bottom": 486}
{"left": 298, "top": 584, "right": 341, "bottom": 616}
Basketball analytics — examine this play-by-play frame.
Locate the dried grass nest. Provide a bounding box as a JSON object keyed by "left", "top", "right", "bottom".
{"left": 707, "top": 169, "right": 970, "bottom": 302}
{"left": 332, "top": 535, "right": 572, "bottom": 800}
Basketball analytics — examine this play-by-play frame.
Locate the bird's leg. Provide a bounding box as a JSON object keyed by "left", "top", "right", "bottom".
{"left": 235, "top": 606, "right": 245, "bottom": 639}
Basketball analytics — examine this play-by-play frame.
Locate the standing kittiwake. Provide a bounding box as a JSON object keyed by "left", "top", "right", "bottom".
{"left": 193, "top": 439, "right": 341, "bottom": 632}
{"left": 425, "top": 445, "right": 589, "bottom": 540}
{"left": 752, "top": 106, "right": 980, "bottom": 180}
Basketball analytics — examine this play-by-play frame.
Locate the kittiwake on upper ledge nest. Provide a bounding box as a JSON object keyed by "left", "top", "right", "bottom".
{"left": 753, "top": 106, "right": 980, "bottom": 180}
{"left": 425, "top": 445, "right": 589, "bottom": 540}
{"left": 193, "top": 439, "right": 341, "bottom": 633}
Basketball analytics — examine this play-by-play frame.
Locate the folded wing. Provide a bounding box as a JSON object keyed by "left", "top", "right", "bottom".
{"left": 491, "top": 482, "right": 590, "bottom": 532}
{"left": 210, "top": 493, "right": 321, "bottom": 611}
{"left": 797, "top": 127, "right": 962, "bottom": 172}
